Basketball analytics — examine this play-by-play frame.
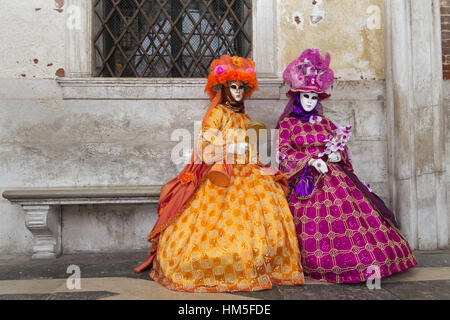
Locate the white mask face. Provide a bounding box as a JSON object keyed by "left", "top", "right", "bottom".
{"left": 300, "top": 92, "right": 319, "bottom": 112}
{"left": 229, "top": 81, "right": 245, "bottom": 102}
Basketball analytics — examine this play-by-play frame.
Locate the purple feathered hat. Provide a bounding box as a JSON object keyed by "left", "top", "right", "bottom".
{"left": 283, "top": 49, "right": 334, "bottom": 100}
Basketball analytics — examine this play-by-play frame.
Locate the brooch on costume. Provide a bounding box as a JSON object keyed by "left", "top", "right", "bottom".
{"left": 180, "top": 172, "right": 195, "bottom": 185}
{"left": 309, "top": 115, "right": 322, "bottom": 124}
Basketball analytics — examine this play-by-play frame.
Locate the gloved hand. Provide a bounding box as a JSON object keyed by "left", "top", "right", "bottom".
{"left": 328, "top": 151, "right": 341, "bottom": 163}
{"left": 308, "top": 158, "right": 328, "bottom": 174}
{"left": 226, "top": 142, "right": 248, "bottom": 155}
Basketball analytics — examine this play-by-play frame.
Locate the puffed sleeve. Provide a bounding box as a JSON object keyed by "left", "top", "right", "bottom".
{"left": 196, "top": 105, "right": 227, "bottom": 164}
{"left": 277, "top": 118, "right": 312, "bottom": 183}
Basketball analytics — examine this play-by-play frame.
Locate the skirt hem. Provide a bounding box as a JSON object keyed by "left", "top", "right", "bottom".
{"left": 149, "top": 268, "right": 305, "bottom": 293}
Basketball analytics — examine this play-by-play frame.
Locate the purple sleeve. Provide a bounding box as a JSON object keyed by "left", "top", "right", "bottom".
{"left": 277, "top": 118, "right": 312, "bottom": 182}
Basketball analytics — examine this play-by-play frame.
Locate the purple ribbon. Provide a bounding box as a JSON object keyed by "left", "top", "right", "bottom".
{"left": 294, "top": 164, "right": 315, "bottom": 198}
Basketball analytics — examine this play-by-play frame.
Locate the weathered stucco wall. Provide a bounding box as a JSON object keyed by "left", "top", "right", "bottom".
{"left": 0, "top": 1, "right": 66, "bottom": 80}
{"left": 278, "top": 0, "right": 385, "bottom": 80}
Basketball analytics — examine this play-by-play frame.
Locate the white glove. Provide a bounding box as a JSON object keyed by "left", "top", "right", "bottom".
{"left": 226, "top": 142, "right": 248, "bottom": 155}
{"left": 328, "top": 151, "right": 341, "bottom": 163}
{"left": 308, "top": 158, "right": 328, "bottom": 174}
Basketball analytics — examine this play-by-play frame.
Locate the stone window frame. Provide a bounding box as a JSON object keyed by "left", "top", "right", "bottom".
{"left": 58, "top": 0, "right": 282, "bottom": 100}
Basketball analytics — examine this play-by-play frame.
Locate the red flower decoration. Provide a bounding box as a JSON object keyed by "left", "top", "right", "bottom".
{"left": 180, "top": 172, "right": 195, "bottom": 185}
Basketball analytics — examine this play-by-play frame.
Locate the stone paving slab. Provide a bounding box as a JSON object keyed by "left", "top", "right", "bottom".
{"left": 0, "top": 278, "right": 256, "bottom": 300}
{"left": 0, "top": 251, "right": 150, "bottom": 281}
{"left": 0, "top": 291, "right": 118, "bottom": 300}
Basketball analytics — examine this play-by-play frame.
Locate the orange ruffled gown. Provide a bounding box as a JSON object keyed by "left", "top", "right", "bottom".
{"left": 149, "top": 104, "right": 304, "bottom": 292}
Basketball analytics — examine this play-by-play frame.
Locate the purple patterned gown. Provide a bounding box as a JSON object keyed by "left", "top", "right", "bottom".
{"left": 277, "top": 115, "right": 417, "bottom": 283}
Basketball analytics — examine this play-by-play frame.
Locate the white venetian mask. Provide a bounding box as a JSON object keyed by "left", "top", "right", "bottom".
{"left": 300, "top": 92, "right": 319, "bottom": 111}
{"left": 229, "top": 81, "right": 245, "bottom": 102}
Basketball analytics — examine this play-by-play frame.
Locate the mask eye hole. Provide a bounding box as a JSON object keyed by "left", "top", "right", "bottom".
{"left": 230, "top": 85, "right": 244, "bottom": 90}
{"left": 304, "top": 94, "right": 310, "bottom": 99}
{"left": 312, "top": 96, "right": 318, "bottom": 100}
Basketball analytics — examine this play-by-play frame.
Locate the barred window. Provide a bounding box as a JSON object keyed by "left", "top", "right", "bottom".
{"left": 93, "top": 0, "right": 252, "bottom": 78}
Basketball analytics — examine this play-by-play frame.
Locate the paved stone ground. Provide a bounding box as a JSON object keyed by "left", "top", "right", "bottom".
{"left": 0, "top": 250, "right": 449, "bottom": 300}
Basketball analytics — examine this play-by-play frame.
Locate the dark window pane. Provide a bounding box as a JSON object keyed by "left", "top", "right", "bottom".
{"left": 93, "top": 0, "right": 253, "bottom": 77}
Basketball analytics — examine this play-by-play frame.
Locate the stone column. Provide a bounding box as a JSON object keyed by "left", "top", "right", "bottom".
{"left": 385, "top": 0, "right": 448, "bottom": 249}
{"left": 64, "top": 0, "right": 93, "bottom": 77}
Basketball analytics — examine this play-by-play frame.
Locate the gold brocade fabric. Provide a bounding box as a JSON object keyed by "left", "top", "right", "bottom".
{"left": 149, "top": 105, "right": 304, "bottom": 292}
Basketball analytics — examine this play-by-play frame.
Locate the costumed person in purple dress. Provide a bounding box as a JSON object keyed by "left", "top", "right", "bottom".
{"left": 276, "top": 49, "right": 417, "bottom": 283}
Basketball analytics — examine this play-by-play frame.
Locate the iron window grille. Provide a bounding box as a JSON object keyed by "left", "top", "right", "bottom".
{"left": 93, "top": 0, "right": 252, "bottom": 77}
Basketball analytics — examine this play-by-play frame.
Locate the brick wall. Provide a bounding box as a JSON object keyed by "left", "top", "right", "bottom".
{"left": 442, "top": 0, "right": 450, "bottom": 79}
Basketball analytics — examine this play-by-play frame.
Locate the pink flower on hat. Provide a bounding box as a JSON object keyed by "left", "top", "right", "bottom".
{"left": 214, "top": 65, "right": 227, "bottom": 75}
{"left": 245, "top": 68, "right": 255, "bottom": 74}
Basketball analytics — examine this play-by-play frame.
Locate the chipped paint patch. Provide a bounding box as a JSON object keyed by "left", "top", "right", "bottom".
{"left": 292, "top": 11, "right": 304, "bottom": 30}
{"left": 55, "top": 68, "right": 65, "bottom": 77}
{"left": 55, "top": 0, "right": 64, "bottom": 9}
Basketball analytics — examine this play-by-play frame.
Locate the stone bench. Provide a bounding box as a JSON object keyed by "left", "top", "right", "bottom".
{"left": 2, "top": 186, "right": 161, "bottom": 259}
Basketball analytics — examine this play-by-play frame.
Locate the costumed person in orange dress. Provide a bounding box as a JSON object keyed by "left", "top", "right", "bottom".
{"left": 276, "top": 49, "right": 417, "bottom": 283}
{"left": 135, "top": 55, "right": 304, "bottom": 292}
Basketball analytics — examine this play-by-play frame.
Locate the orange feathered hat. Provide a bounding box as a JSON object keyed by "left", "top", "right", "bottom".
{"left": 205, "top": 55, "right": 258, "bottom": 100}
